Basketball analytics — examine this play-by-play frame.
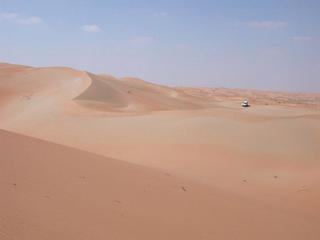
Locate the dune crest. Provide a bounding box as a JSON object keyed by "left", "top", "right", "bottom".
{"left": 75, "top": 73, "right": 206, "bottom": 112}
{"left": 0, "top": 63, "right": 91, "bottom": 127}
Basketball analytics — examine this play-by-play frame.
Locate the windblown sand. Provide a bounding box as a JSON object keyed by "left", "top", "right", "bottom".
{"left": 1, "top": 62, "right": 320, "bottom": 239}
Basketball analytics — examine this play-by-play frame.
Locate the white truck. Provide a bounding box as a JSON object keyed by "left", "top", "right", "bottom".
{"left": 241, "top": 100, "right": 250, "bottom": 107}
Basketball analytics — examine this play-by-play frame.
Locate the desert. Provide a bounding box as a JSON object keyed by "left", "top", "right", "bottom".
{"left": 0, "top": 62, "right": 320, "bottom": 239}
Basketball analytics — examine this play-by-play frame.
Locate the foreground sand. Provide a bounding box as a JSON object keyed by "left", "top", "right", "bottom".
{"left": 2, "top": 129, "right": 320, "bottom": 240}
{"left": 1, "top": 62, "right": 320, "bottom": 239}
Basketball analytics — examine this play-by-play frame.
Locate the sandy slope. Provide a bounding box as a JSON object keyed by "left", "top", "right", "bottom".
{"left": 1, "top": 129, "right": 320, "bottom": 240}
{"left": 1, "top": 62, "right": 320, "bottom": 239}
{"left": 0, "top": 63, "right": 91, "bottom": 128}
{"left": 74, "top": 73, "right": 205, "bottom": 112}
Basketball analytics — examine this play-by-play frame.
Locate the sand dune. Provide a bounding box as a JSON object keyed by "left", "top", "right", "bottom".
{"left": 0, "top": 63, "right": 91, "bottom": 128}
{"left": 75, "top": 73, "right": 205, "bottom": 112}
{"left": 1, "top": 62, "right": 320, "bottom": 239}
{"left": 1, "top": 129, "right": 320, "bottom": 240}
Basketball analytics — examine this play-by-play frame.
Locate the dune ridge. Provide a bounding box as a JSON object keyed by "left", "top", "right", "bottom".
{"left": 75, "top": 72, "right": 206, "bottom": 112}
{"left": 1, "top": 63, "right": 318, "bottom": 117}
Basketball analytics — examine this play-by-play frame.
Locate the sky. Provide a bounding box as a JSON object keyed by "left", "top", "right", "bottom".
{"left": 0, "top": 0, "right": 319, "bottom": 92}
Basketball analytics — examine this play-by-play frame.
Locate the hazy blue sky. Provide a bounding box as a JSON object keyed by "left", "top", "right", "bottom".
{"left": 1, "top": 0, "right": 319, "bottom": 92}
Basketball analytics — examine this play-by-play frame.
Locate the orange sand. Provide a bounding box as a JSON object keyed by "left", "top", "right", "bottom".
{"left": 1, "top": 62, "right": 320, "bottom": 239}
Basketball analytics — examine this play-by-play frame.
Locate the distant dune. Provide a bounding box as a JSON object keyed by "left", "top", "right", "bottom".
{"left": 1, "top": 62, "right": 320, "bottom": 240}
{"left": 75, "top": 73, "right": 205, "bottom": 112}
